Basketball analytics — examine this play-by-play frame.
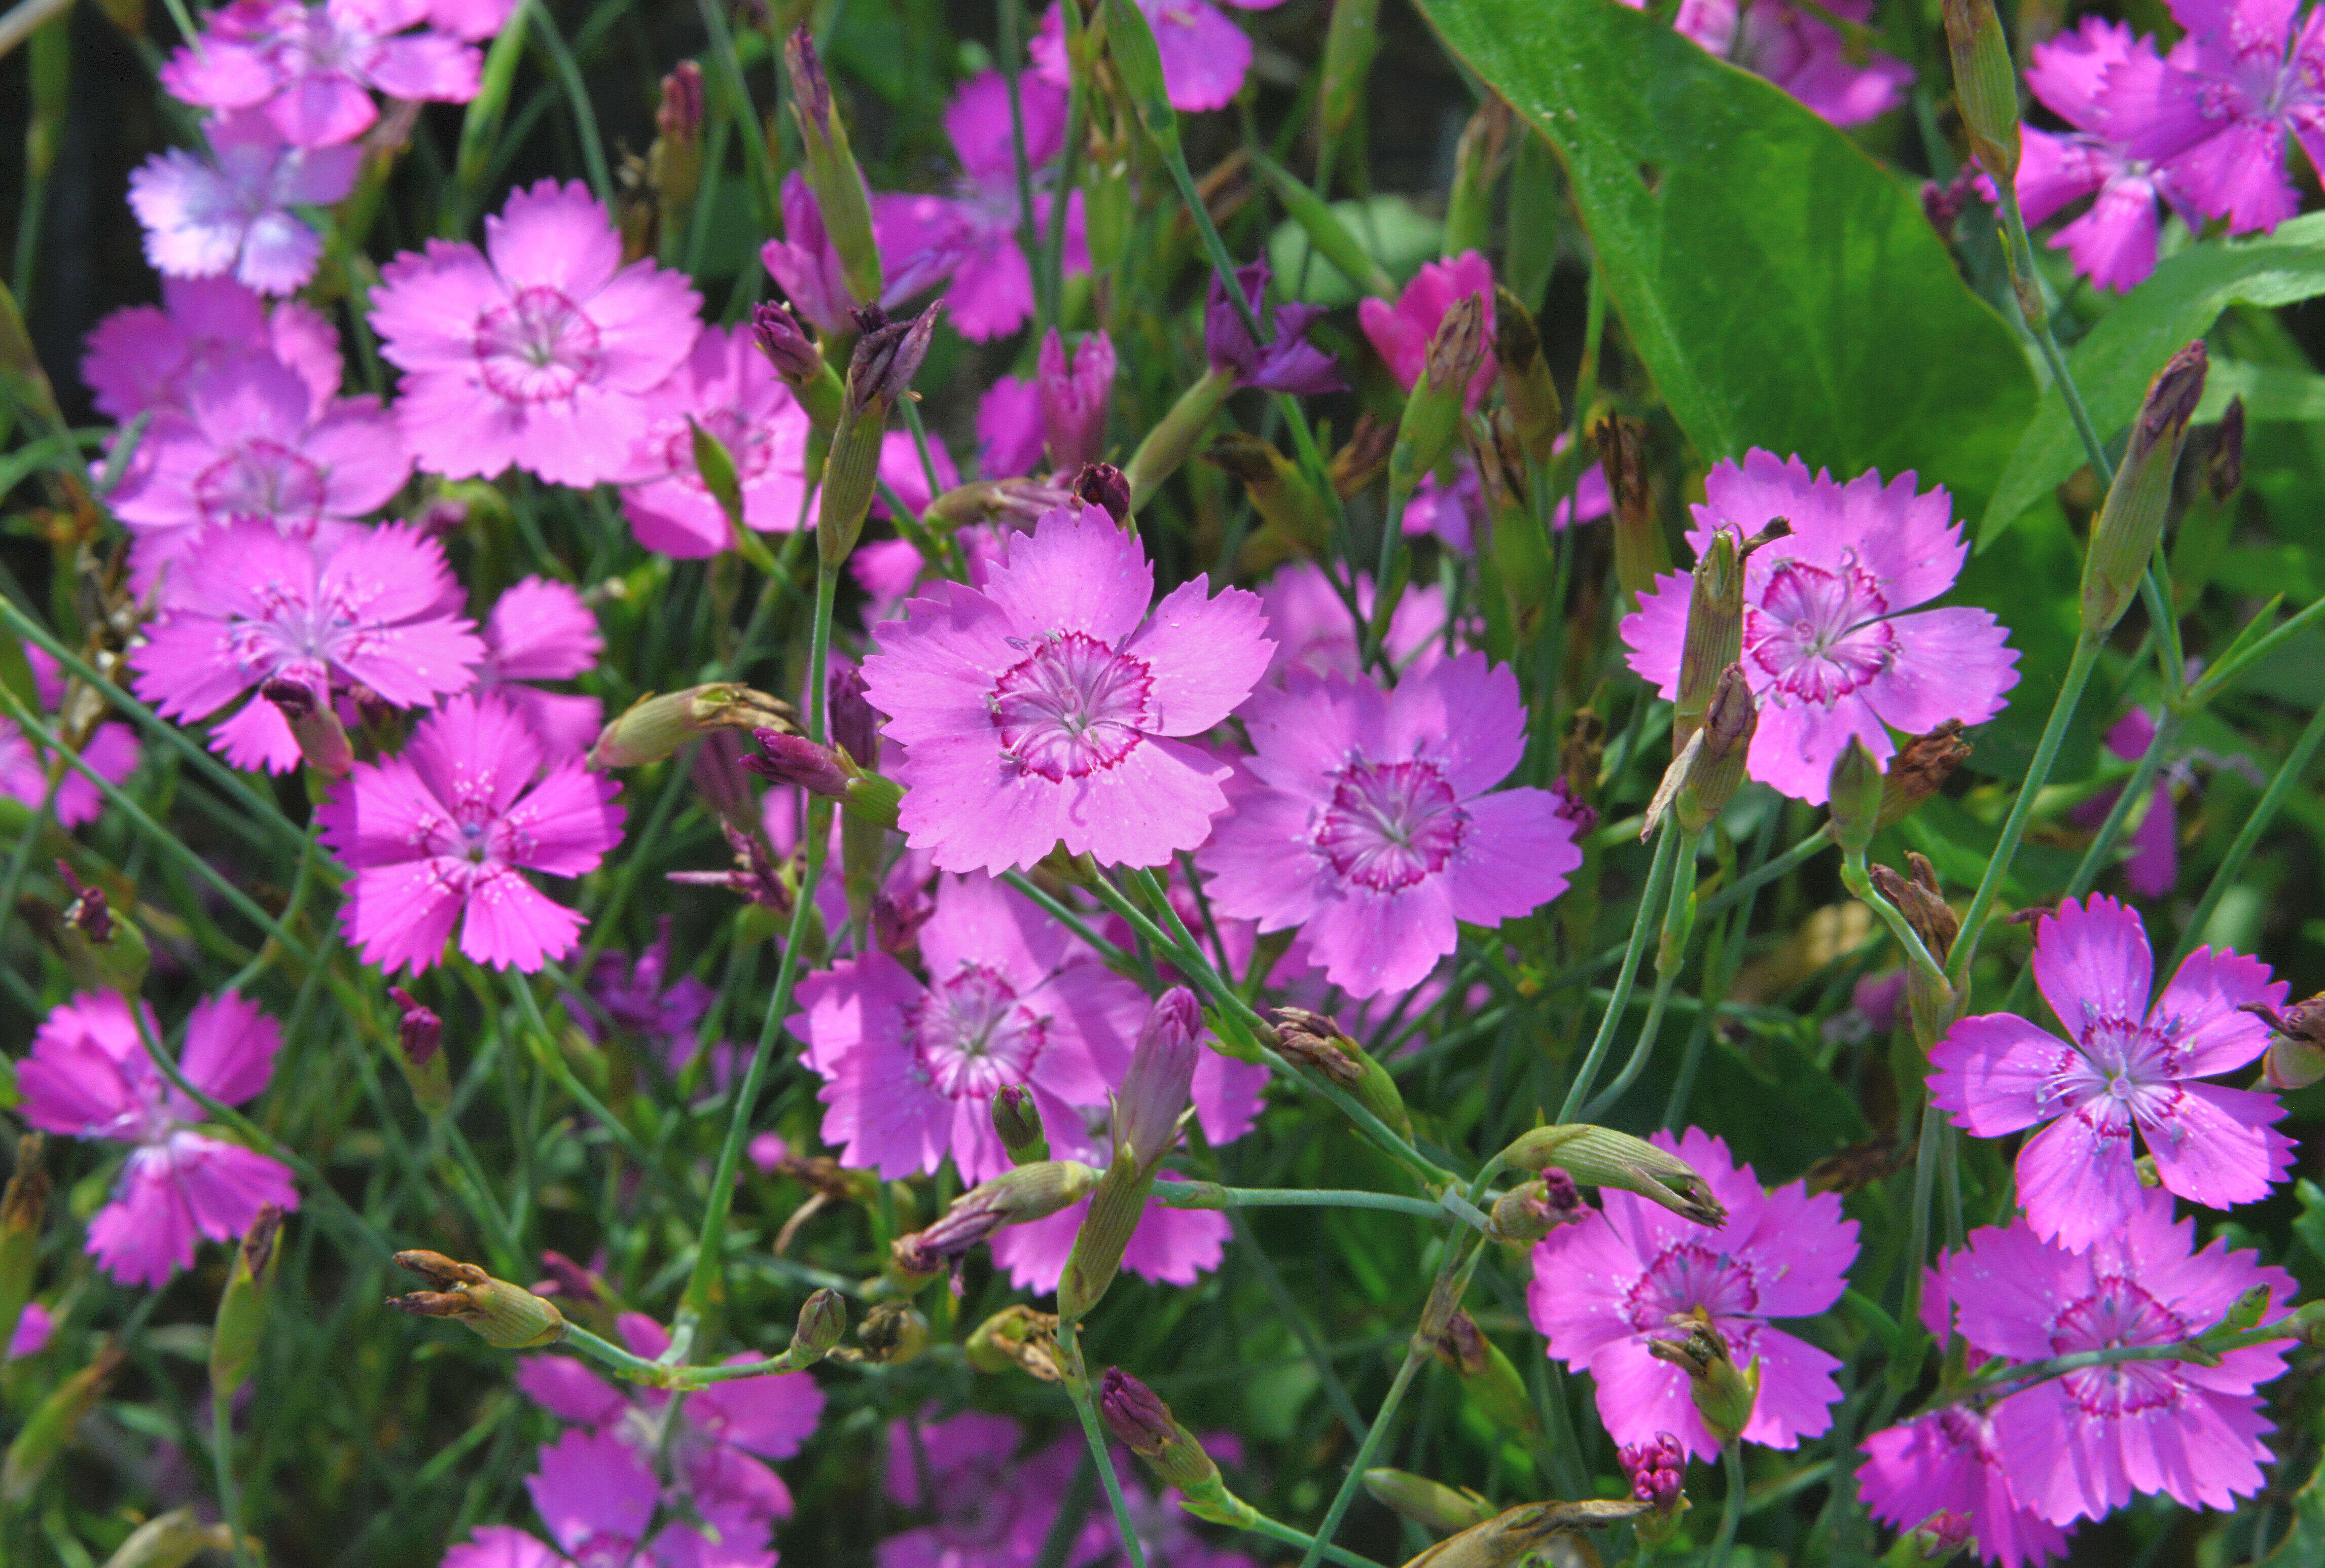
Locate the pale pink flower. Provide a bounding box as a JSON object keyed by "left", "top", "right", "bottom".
{"left": 128, "top": 518, "right": 481, "bottom": 773}
{"left": 1928, "top": 894, "right": 2291, "bottom": 1252}
{"left": 425, "top": 0, "right": 515, "bottom": 42}
{"left": 760, "top": 172, "right": 857, "bottom": 336}
{"left": 1619, "top": 450, "right": 2019, "bottom": 804}
{"left": 1198, "top": 653, "right": 1580, "bottom": 999}
{"left": 988, "top": 1170, "right": 1230, "bottom": 1294}
{"left": 2012, "top": 20, "right": 2193, "bottom": 293}
{"left": 128, "top": 112, "right": 360, "bottom": 295}
{"left": 82, "top": 277, "right": 341, "bottom": 423}
{"left": 1622, "top": 0, "right": 1911, "bottom": 125}
{"left": 1256, "top": 561, "right": 1450, "bottom": 682}
{"left": 443, "top": 1428, "right": 775, "bottom": 1568}
{"left": 1943, "top": 1190, "right": 2295, "bottom": 1524}
{"left": 617, "top": 324, "right": 813, "bottom": 557}
{"left": 316, "top": 693, "right": 626, "bottom": 974}
{"left": 879, "top": 1409, "right": 1077, "bottom": 1568}
{"left": 160, "top": 0, "right": 482, "bottom": 148}
{"left": 1037, "top": 328, "right": 1115, "bottom": 474}
{"left": 1031, "top": 0, "right": 1290, "bottom": 113}
{"left": 862, "top": 506, "right": 1272, "bottom": 874}
{"left": 370, "top": 179, "right": 702, "bottom": 486}
{"left": 19, "top": 991, "right": 298, "bottom": 1289}
{"left": 472, "top": 576, "right": 603, "bottom": 759}
{"left": 1, "top": 647, "right": 140, "bottom": 828}
{"left": 1527, "top": 1128, "right": 1856, "bottom": 1461}
{"left": 1357, "top": 251, "right": 1496, "bottom": 409}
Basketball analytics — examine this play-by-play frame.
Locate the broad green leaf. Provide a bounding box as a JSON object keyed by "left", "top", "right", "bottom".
{"left": 2200, "top": 358, "right": 2325, "bottom": 422}
{"left": 1981, "top": 212, "right": 2325, "bottom": 545}
{"left": 1412, "top": 0, "right": 2033, "bottom": 515}
{"left": 1268, "top": 195, "right": 1443, "bottom": 308}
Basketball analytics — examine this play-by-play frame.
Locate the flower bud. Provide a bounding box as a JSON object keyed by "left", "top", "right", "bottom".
{"left": 751, "top": 299, "right": 844, "bottom": 419}
{"left": 1493, "top": 287, "right": 1561, "bottom": 465}
{"left": 1869, "top": 853, "right": 1959, "bottom": 956}
{"left": 1646, "top": 1316, "right": 1759, "bottom": 1447}
{"left": 790, "top": 1288, "right": 846, "bottom": 1363}
{"left": 1100, "top": 1368, "right": 1223, "bottom": 1497}
{"left": 649, "top": 62, "right": 705, "bottom": 218}
{"left": 829, "top": 666, "right": 879, "bottom": 767}
{"left": 1828, "top": 737, "right": 1885, "bottom": 859}
{"left": 899, "top": 1160, "right": 1102, "bottom": 1275}
{"left": 1496, "top": 1124, "right": 1727, "bottom": 1227}
{"left": 1674, "top": 663, "right": 1757, "bottom": 835}
{"left": 1433, "top": 1312, "right": 1542, "bottom": 1443}
{"left": 1405, "top": 1500, "right": 1653, "bottom": 1568}
{"left": 1040, "top": 330, "right": 1117, "bottom": 476}
{"left": 55, "top": 863, "right": 148, "bottom": 995}
{"left": 1617, "top": 1433, "right": 1691, "bottom": 1545}
{"left": 1317, "top": 0, "right": 1381, "bottom": 145}
{"left": 262, "top": 676, "right": 353, "bottom": 778}
{"left": 1074, "top": 461, "right": 1132, "bottom": 527}
{"left": 1486, "top": 1174, "right": 1584, "bottom": 1248}
{"left": 1270, "top": 1007, "right": 1412, "bottom": 1139}
{"left": 1126, "top": 368, "right": 1236, "bottom": 511}
{"left": 1942, "top": 0, "right": 2020, "bottom": 181}
{"left": 0, "top": 1136, "right": 48, "bottom": 1362}
{"left": 209, "top": 1205, "right": 283, "bottom": 1398}
{"left": 1673, "top": 527, "right": 1744, "bottom": 756}
{"left": 744, "top": 730, "right": 852, "bottom": 797}
{"left": 854, "top": 1301, "right": 927, "bottom": 1364}
{"left": 1464, "top": 407, "right": 1531, "bottom": 522}
{"left": 783, "top": 28, "right": 881, "bottom": 307}
{"left": 1878, "top": 721, "right": 1971, "bottom": 830}
{"left": 2209, "top": 396, "right": 2245, "bottom": 505}
{"left": 387, "top": 1251, "right": 566, "bottom": 1349}
{"left": 591, "top": 684, "right": 796, "bottom": 770}
{"left": 2083, "top": 341, "right": 2206, "bottom": 640}
{"left": 57, "top": 861, "right": 108, "bottom": 943}
{"left": 1114, "top": 986, "right": 1201, "bottom": 1168}
{"left": 819, "top": 304, "right": 942, "bottom": 567}
{"left": 992, "top": 1084, "right": 1050, "bottom": 1164}
{"left": 3, "top": 1343, "right": 123, "bottom": 1504}
{"left": 1328, "top": 412, "right": 1396, "bottom": 499}
{"left": 2246, "top": 994, "right": 2325, "bottom": 1091}
{"left": 1363, "top": 1470, "right": 1494, "bottom": 1535}
{"left": 1388, "top": 294, "right": 1485, "bottom": 503}
{"left": 965, "top": 1303, "right": 1064, "bottom": 1381}
{"left": 1597, "top": 416, "right": 1668, "bottom": 608}
{"left": 387, "top": 983, "right": 453, "bottom": 1121}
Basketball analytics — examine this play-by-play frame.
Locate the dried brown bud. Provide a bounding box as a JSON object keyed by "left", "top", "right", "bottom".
{"left": 1878, "top": 720, "right": 1972, "bottom": 829}
{"left": 387, "top": 1251, "right": 566, "bottom": 1348}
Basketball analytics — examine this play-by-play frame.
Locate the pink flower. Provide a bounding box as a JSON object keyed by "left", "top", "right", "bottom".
{"left": 1031, "top": 0, "right": 1289, "bottom": 114}
{"left": 2109, "top": 0, "right": 2325, "bottom": 236}
{"left": 514, "top": 1310, "right": 824, "bottom": 1532}
{"left": 316, "top": 693, "right": 626, "bottom": 974}
{"left": 425, "top": 0, "right": 515, "bottom": 43}
{"left": 862, "top": 506, "right": 1272, "bottom": 874}
{"left": 790, "top": 872, "right": 1150, "bottom": 1183}
{"left": 874, "top": 429, "right": 962, "bottom": 521}
{"left": 1858, "top": 1404, "right": 2073, "bottom": 1567}
{"left": 473, "top": 576, "right": 603, "bottom": 759}
{"left": 570, "top": 918, "right": 712, "bottom": 1049}
{"left": 106, "top": 350, "right": 410, "bottom": 597}
{"left": 617, "top": 324, "right": 813, "bottom": 557}
{"left": 873, "top": 70, "right": 1088, "bottom": 341}
{"left": 1943, "top": 1191, "right": 2295, "bottom": 1524}
{"left": 8, "top": 1304, "right": 55, "bottom": 1361}
{"left": 444, "top": 1428, "right": 775, "bottom": 1568}
{"left": 1037, "top": 328, "right": 1115, "bottom": 474}
{"left": 1357, "top": 252, "right": 1497, "bottom": 410}
{"left": 1527, "top": 1127, "right": 1856, "bottom": 1462}
{"left": 1403, "top": 435, "right": 1609, "bottom": 553}
{"left": 370, "top": 179, "right": 702, "bottom": 486}
{"left": 1619, "top": 450, "right": 2020, "bottom": 804}
{"left": 160, "top": 0, "right": 482, "bottom": 147}
{"left": 975, "top": 374, "right": 1045, "bottom": 479}
{"left": 19, "top": 991, "right": 298, "bottom": 1289}
{"left": 1, "top": 647, "right": 140, "bottom": 828}
{"left": 2069, "top": 709, "right": 2177, "bottom": 898}
{"left": 879, "top": 1409, "right": 1077, "bottom": 1568}
{"left": 989, "top": 1171, "right": 1230, "bottom": 1293}
{"left": 1256, "top": 561, "right": 1450, "bottom": 682}
{"left": 2011, "top": 20, "right": 2190, "bottom": 293}
{"left": 1198, "top": 653, "right": 1580, "bottom": 999}
{"left": 1623, "top": 0, "right": 1911, "bottom": 125}
{"left": 760, "top": 172, "right": 857, "bottom": 336}
{"left": 128, "top": 112, "right": 360, "bottom": 295}
{"left": 128, "top": 518, "right": 481, "bottom": 773}
{"left": 1928, "top": 894, "right": 2291, "bottom": 1252}
{"left": 82, "top": 277, "right": 341, "bottom": 423}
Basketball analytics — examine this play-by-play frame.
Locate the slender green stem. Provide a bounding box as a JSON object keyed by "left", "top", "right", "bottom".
{"left": 695, "top": 0, "right": 782, "bottom": 228}
{"left": 2166, "top": 698, "right": 2325, "bottom": 975}
{"left": 524, "top": 0, "right": 611, "bottom": 204}
{"left": 1558, "top": 824, "right": 1682, "bottom": 1121}
{"left": 562, "top": 1323, "right": 682, "bottom": 1385}
{"left": 1295, "top": 1344, "right": 1427, "bottom": 1568}
{"left": 1241, "top": 1509, "right": 1390, "bottom": 1568}
{"left": 997, "top": 0, "right": 1049, "bottom": 335}
{"left": 1154, "top": 1184, "right": 1470, "bottom": 1221}
{"left": 1889, "top": 1100, "right": 1947, "bottom": 1393}
{"left": 210, "top": 1384, "right": 257, "bottom": 1568}
{"left": 1058, "top": 1318, "right": 1149, "bottom": 1568}
{"left": 1581, "top": 961, "right": 1679, "bottom": 1122}
{"left": 1709, "top": 1443, "right": 1746, "bottom": 1568}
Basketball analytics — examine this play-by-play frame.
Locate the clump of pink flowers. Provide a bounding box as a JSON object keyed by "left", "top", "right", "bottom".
{"left": 160, "top": 0, "right": 486, "bottom": 147}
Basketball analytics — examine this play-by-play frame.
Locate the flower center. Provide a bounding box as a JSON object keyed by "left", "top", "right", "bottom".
{"left": 193, "top": 438, "right": 329, "bottom": 526}
{"left": 1625, "top": 1240, "right": 1762, "bottom": 1334}
{"left": 2037, "top": 1006, "right": 2190, "bottom": 1128}
{"left": 1314, "top": 757, "right": 1465, "bottom": 892}
{"left": 475, "top": 286, "right": 602, "bottom": 403}
{"left": 1745, "top": 553, "right": 1897, "bottom": 706}
{"left": 2053, "top": 1275, "right": 2194, "bottom": 1417}
{"left": 989, "top": 631, "right": 1154, "bottom": 781}
{"left": 909, "top": 965, "right": 1047, "bottom": 1099}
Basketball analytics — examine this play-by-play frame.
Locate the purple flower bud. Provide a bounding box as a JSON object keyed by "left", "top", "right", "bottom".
{"left": 1618, "top": 1433, "right": 1687, "bottom": 1513}
{"left": 413, "top": 497, "right": 469, "bottom": 536}
{"left": 262, "top": 677, "right": 352, "bottom": 778}
{"left": 1114, "top": 986, "right": 1200, "bottom": 1167}
{"left": 750, "top": 299, "right": 825, "bottom": 383}
{"left": 1039, "top": 329, "right": 1116, "bottom": 475}
{"left": 742, "top": 729, "right": 852, "bottom": 798}
{"left": 783, "top": 26, "right": 832, "bottom": 132}
{"left": 845, "top": 302, "right": 941, "bottom": 419}
{"left": 56, "top": 862, "right": 110, "bottom": 943}
{"left": 1099, "top": 1367, "right": 1177, "bottom": 1452}
{"left": 1074, "top": 462, "right": 1131, "bottom": 526}
{"left": 387, "top": 986, "right": 443, "bottom": 1068}
{"left": 656, "top": 60, "right": 704, "bottom": 143}
{"left": 828, "top": 667, "right": 878, "bottom": 767}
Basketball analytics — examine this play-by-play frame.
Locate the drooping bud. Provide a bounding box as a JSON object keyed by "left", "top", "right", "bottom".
{"left": 1363, "top": 1470, "right": 1495, "bottom": 1535}
{"left": 894, "top": 1160, "right": 1102, "bottom": 1278}
{"left": 1060, "top": 989, "right": 1201, "bottom": 1321}
{"left": 2083, "top": 341, "right": 2206, "bottom": 639}
{"left": 649, "top": 62, "right": 705, "bottom": 222}
{"left": 1598, "top": 416, "right": 1668, "bottom": 608}
{"left": 209, "top": 1205, "right": 283, "bottom": 1398}
{"left": 1942, "top": 0, "right": 2021, "bottom": 181}
{"left": 1878, "top": 721, "right": 1971, "bottom": 829}
{"left": 1073, "top": 461, "right": 1131, "bottom": 527}
{"left": 1868, "top": 854, "right": 1959, "bottom": 958}
{"left": 790, "top": 1288, "right": 846, "bottom": 1363}
{"left": 387, "top": 1251, "right": 567, "bottom": 1349}
{"left": 590, "top": 684, "right": 796, "bottom": 770}
{"left": 1496, "top": 1124, "right": 1726, "bottom": 1227}
{"left": 1485, "top": 1175, "right": 1584, "bottom": 1249}
{"left": 57, "top": 862, "right": 108, "bottom": 943}
{"left": 1270, "top": 1007, "right": 1413, "bottom": 1141}
{"left": 1644, "top": 1315, "right": 1759, "bottom": 1447}
{"left": 0, "top": 1136, "right": 48, "bottom": 1363}
{"left": 1039, "top": 330, "right": 1117, "bottom": 475}
{"left": 965, "top": 1303, "right": 1065, "bottom": 1382}
{"left": 992, "top": 1084, "right": 1050, "bottom": 1164}
{"left": 262, "top": 676, "right": 353, "bottom": 778}
{"left": 741, "top": 726, "right": 903, "bottom": 831}
{"left": 2246, "top": 995, "right": 2325, "bottom": 1091}
{"left": 2209, "top": 397, "right": 2245, "bottom": 504}
{"left": 782, "top": 28, "right": 882, "bottom": 307}
{"left": 1828, "top": 737, "right": 1885, "bottom": 859}
{"left": 1493, "top": 286, "right": 1561, "bottom": 465}
{"left": 3, "top": 1343, "right": 124, "bottom": 1504}
{"left": 55, "top": 863, "right": 147, "bottom": 994}
{"left": 1673, "top": 527, "right": 1744, "bottom": 756}
{"left": 854, "top": 1301, "right": 928, "bottom": 1364}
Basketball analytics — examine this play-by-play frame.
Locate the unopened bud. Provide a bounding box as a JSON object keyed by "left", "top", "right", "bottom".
{"left": 829, "top": 667, "right": 878, "bottom": 766}
{"left": 900, "top": 1160, "right": 1102, "bottom": 1275}
{"left": 965, "top": 1303, "right": 1065, "bottom": 1381}
{"left": 745, "top": 729, "right": 852, "bottom": 797}
{"left": 750, "top": 300, "right": 839, "bottom": 408}
{"left": 387, "top": 986, "right": 442, "bottom": 1068}
{"left": 1434, "top": 1311, "right": 1542, "bottom": 1442}
{"left": 1943, "top": 0, "right": 2021, "bottom": 181}
{"left": 2247, "top": 994, "right": 2325, "bottom": 1090}
{"left": 1101, "top": 1368, "right": 1220, "bottom": 1493}
{"left": 790, "top": 1288, "right": 846, "bottom": 1362}
{"left": 2209, "top": 397, "right": 2245, "bottom": 504}
{"left": 1618, "top": 1432, "right": 1692, "bottom": 1545}
{"left": 592, "top": 684, "right": 795, "bottom": 769}
{"left": 992, "top": 1084, "right": 1050, "bottom": 1164}
{"left": 1270, "top": 1008, "right": 1412, "bottom": 1141}
{"left": 57, "top": 862, "right": 108, "bottom": 943}
{"left": 844, "top": 303, "right": 941, "bottom": 423}
{"left": 56, "top": 863, "right": 148, "bottom": 994}
{"left": 1496, "top": 1124, "right": 1727, "bottom": 1227}
{"left": 649, "top": 62, "right": 705, "bottom": 216}
{"left": 2083, "top": 342, "right": 2206, "bottom": 639}
{"left": 1363, "top": 1470, "right": 1494, "bottom": 1535}
{"left": 209, "top": 1205, "right": 282, "bottom": 1397}
{"left": 262, "top": 676, "right": 353, "bottom": 778}
{"left": 1646, "top": 1316, "right": 1759, "bottom": 1447}
{"left": 783, "top": 27, "right": 881, "bottom": 307}
{"left": 1386, "top": 296, "right": 1484, "bottom": 504}
{"left": 1828, "top": 737, "right": 1884, "bottom": 858}
{"left": 1673, "top": 527, "right": 1744, "bottom": 755}
{"left": 1493, "top": 287, "right": 1561, "bottom": 464}
{"left": 1674, "top": 664, "right": 1756, "bottom": 835}
{"left": 1598, "top": 416, "right": 1668, "bottom": 607}
{"left": 387, "top": 1251, "right": 566, "bottom": 1349}
{"left": 1074, "top": 461, "right": 1131, "bottom": 527}
{"left": 1114, "top": 987, "right": 1200, "bottom": 1167}
{"left": 1879, "top": 721, "right": 1971, "bottom": 829}
{"left": 1486, "top": 1176, "right": 1584, "bottom": 1248}
{"left": 855, "top": 1301, "right": 927, "bottom": 1364}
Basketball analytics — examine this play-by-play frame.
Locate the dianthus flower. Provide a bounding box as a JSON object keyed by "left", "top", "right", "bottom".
{"left": 1619, "top": 450, "right": 2019, "bottom": 804}
{"left": 1, "top": 647, "right": 140, "bottom": 828}
{"left": 128, "top": 518, "right": 480, "bottom": 773}
{"left": 760, "top": 172, "right": 857, "bottom": 336}
{"left": 82, "top": 277, "right": 341, "bottom": 423}
{"left": 443, "top": 1428, "right": 774, "bottom": 1568}
{"left": 873, "top": 70, "right": 1088, "bottom": 341}
{"left": 369, "top": 179, "right": 702, "bottom": 487}
{"left": 2011, "top": 20, "right": 2191, "bottom": 294}
{"left": 9, "top": 1305, "right": 54, "bottom": 1361}
{"left": 106, "top": 351, "right": 410, "bottom": 596}
{"left": 617, "top": 324, "right": 813, "bottom": 556}
{"left": 515, "top": 1311, "right": 824, "bottom": 1532}
{"left": 1205, "top": 260, "right": 1344, "bottom": 396}
{"left": 127, "top": 112, "right": 360, "bottom": 295}
{"left": 1527, "top": 1128, "right": 1856, "bottom": 1460}
{"left": 425, "top": 0, "right": 515, "bottom": 42}
{"left": 1622, "top": 0, "right": 1910, "bottom": 125}
{"left": 2109, "top": 0, "right": 2325, "bottom": 236}
{"left": 790, "top": 872, "right": 1150, "bottom": 1184}
{"left": 160, "top": 0, "right": 482, "bottom": 147}
{"left": 1256, "top": 561, "right": 1449, "bottom": 682}
{"left": 316, "top": 693, "right": 626, "bottom": 974}
{"left": 2069, "top": 709, "right": 2177, "bottom": 898}
{"left": 472, "top": 576, "right": 603, "bottom": 760}
{"left": 862, "top": 506, "right": 1272, "bottom": 874}
{"left": 1030, "top": 0, "right": 1288, "bottom": 113}
{"left": 1357, "top": 251, "right": 1497, "bottom": 410}
{"left": 1943, "top": 1190, "right": 2295, "bottom": 1524}
{"left": 879, "top": 1409, "right": 1077, "bottom": 1568}
{"left": 1928, "top": 894, "right": 2290, "bottom": 1252}
{"left": 19, "top": 991, "right": 298, "bottom": 1289}
{"left": 975, "top": 374, "right": 1046, "bottom": 479}
{"left": 1198, "top": 652, "right": 1580, "bottom": 999}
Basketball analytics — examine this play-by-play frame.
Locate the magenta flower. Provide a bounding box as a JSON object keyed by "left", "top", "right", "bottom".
{"left": 1527, "top": 1127, "right": 1857, "bottom": 1461}
{"left": 160, "top": 0, "right": 482, "bottom": 147}
{"left": 2069, "top": 709, "right": 2177, "bottom": 898}
{"left": 1858, "top": 1405, "right": 2072, "bottom": 1567}
{"left": 128, "top": 518, "right": 480, "bottom": 773}
{"left": 790, "top": 872, "right": 1150, "bottom": 1183}
{"left": 82, "top": 277, "right": 341, "bottom": 423}
{"left": 316, "top": 693, "right": 626, "bottom": 975}
{"left": 1, "top": 647, "right": 140, "bottom": 828}
{"left": 863, "top": 505, "right": 1272, "bottom": 874}
{"left": 128, "top": 112, "right": 360, "bottom": 295}
{"left": 8, "top": 1304, "right": 55, "bottom": 1361}
{"left": 976, "top": 373, "right": 1046, "bottom": 479}
{"left": 1037, "top": 328, "right": 1115, "bottom": 474}
{"left": 2111, "top": 0, "right": 2325, "bottom": 236}
{"left": 1928, "top": 894, "right": 2291, "bottom": 1252}
{"left": 1205, "top": 260, "right": 1345, "bottom": 396}
{"left": 19, "top": 991, "right": 298, "bottom": 1289}
{"left": 1943, "top": 1190, "right": 2295, "bottom": 1524}
{"left": 425, "top": 0, "right": 515, "bottom": 42}
{"left": 1622, "top": 0, "right": 1910, "bottom": 125}
{"left": 473, "top": 576, "right": 603, "bottom": 759}
{"left": 1031, "top": 0, "right": 1289, "bottom": 113}
{"left": 369, "top": 179, "right": 702, "bottom": 487}
{"left": 1357, "top": 251, "right": 1496, "bottom": 410}
{"left": 570, "top": 919, "right": 713, "bottom": 1048}
{"left": 760, "top": 172, "right": 859, "bottom": 336}
{"left": 1256, "top": 561, "right": 1449, "bottom": 682}
{"left": 1198, "top": 653, "right": 1580, "bottom": 999}
{"left": 2012, "top": 20, "right": 2191, "bottom": 293}
{"left": 873, "top": 70, "right": 1088, "bottom": 341}
{"left": 617, "top": 324, "right": 813, "bottom": 557}
{"left": 879, "top": 1409, "right": 1078, "bottom": 1568}
{"left": 1620, "top": 450, "right": 2019, "bottom": 804}
{"left": 989, "top": 1171, "right": 1231, "bottom": 1294}
{"left": 443, "top": 1428, "right": 775, "bottom": 1568}
{"left": 514, "top": 1310, "right": 824, "bottom": 1531}
{"left": 106, "top": 350, "right": 410, "bottom": 597}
